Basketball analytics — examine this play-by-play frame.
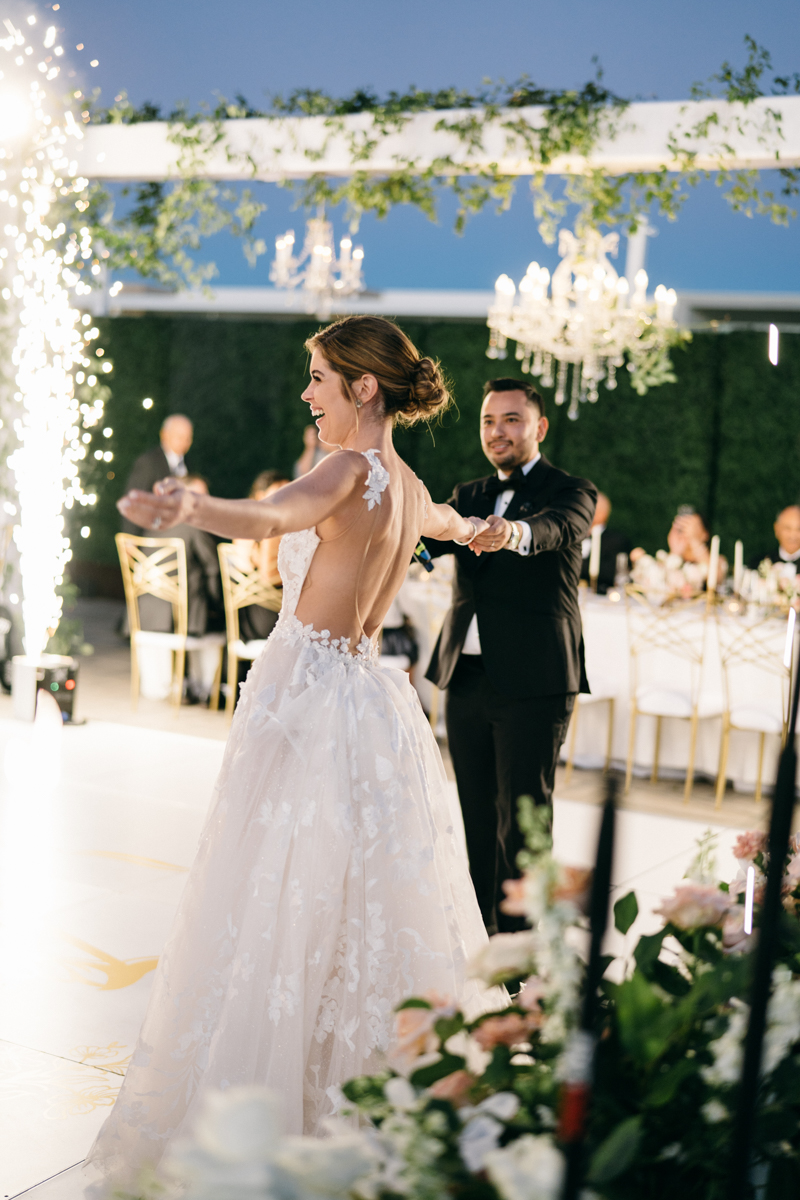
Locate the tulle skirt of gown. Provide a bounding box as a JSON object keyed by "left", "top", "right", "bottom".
{"left": 87, "top": 615, "right": 494, "bottom": 1182}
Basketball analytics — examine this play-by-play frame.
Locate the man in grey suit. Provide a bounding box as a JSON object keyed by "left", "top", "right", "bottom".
{"left": 121, "top": 414, "right": 193, "bottom": 535}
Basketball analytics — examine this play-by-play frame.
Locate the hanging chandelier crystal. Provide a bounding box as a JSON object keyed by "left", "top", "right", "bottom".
{"left": 486, "top": 227, "right": 680, "bottom": 419}
{"left": 270, "top": 215, "right": 365, "bottom": 318}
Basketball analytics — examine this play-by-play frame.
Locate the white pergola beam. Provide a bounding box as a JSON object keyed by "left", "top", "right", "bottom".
{"left": 73, "top": 96, "right": 800, "bottom": 182}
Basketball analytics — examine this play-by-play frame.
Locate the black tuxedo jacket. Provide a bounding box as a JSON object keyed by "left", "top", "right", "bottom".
{"left": 425, "top": 456, "right": 597, "bottom": 699}
{"left": 579, "top": 527, "right": 632, "bottom": 594}
{"left": 747, "top": 546, "right": 800, "bottom": 570}
{"left": 121, "top": 445, "right": 184, "bottom": 535}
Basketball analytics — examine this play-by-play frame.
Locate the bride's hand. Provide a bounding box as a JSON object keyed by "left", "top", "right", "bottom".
{"left": 459, "top": 516, "right": 490, "bottom": 554}
{"left": 117, "top": 476, "right": 196, "bottom": 531}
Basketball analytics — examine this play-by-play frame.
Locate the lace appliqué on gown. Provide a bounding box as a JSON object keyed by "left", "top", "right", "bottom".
{"left": 86, "top": 447, "right": 493, "bottom": 1185}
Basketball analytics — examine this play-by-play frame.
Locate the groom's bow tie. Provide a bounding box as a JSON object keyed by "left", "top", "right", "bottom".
{"left": 483, "top": 466, "right": 526, "bottom": 498}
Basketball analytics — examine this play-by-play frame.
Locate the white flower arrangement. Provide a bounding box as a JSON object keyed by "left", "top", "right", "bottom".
{"left": 740, "top": 558, "right": 798, "bottom": 610}
{"left": 631, "top": 549, "right": 708, "bottom": 600}
{"left": 138, "top": 825, "right": 800, "bottom": 1200}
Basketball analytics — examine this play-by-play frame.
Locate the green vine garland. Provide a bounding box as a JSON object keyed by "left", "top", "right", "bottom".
{"left": 55, "top": 37, "right": 800, "bottom": 291}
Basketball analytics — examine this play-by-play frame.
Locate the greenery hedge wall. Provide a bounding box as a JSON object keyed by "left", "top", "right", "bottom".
{"left": 74, "top": 314, "right": 800, "bottom": 571}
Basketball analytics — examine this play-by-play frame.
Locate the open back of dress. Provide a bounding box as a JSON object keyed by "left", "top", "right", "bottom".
{"left": 87, "top": 450, "right": 494, "bottom": 1185}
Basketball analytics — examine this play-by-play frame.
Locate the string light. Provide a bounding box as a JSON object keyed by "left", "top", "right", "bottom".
{"left": 0, "top": 16, "right": 112, "bottom": 657}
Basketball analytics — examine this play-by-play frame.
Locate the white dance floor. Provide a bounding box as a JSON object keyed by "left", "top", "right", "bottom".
{"left": 0, "top": 713, "right": 754, "bottom": 1199}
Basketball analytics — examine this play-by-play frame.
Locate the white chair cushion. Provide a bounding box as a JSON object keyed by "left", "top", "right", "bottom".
{"left": 185, "top": 632, "right": 226, "bottom": 649}
{"left": 577, "top": 688, "right": 615, "bottom": 705}
{"left": 379, "top": 654, "right": 411, "bottom": 671}
{"left": 230, "top": 639, "right": 268, "bottom": 659}
{"left": 729, "top": 705, "right": 784, "bottom": 735}
{"left": 636, "top": 687, "right": 693, "bottom": 718}
{"left": 134, "top": 630, "right": 184, "bottom": 651}
{"left": 636, "top": 687, "right": 722, "bottom": 719}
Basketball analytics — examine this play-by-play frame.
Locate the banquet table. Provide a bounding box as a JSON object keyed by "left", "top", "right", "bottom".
{"left": 566, "top": 592, "right": 792, "bottom": 793}
{"left": 397, "top": 565, "right": 792, "bottom": 794}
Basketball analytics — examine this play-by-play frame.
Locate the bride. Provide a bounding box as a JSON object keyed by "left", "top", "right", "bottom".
{"left": 88, "top": 315, "right": 497, "bottom": 1183}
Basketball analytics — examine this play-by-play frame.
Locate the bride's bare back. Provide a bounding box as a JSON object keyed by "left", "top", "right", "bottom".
{"left": 295, "top": 448, "right": 425, "bottom": 648}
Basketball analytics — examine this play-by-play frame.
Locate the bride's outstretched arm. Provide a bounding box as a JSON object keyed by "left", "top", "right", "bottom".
{"left": 117, "top": 451, "right": 370, "bottom": 540}
{"left": 422, "top": 492, "right": 487, "bottom": 548}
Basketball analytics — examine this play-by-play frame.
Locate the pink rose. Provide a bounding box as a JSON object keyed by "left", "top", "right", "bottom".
{"left": 472, "top": 1012, "right": 542, "bottom": 1051}
{"left": 500, "top": 878, "right": 528, "bottom": 916}
{"left": 733, "top": 832, "right": 766, "bottom": 862}
{"left": 388, "top": 992, "right": 456, "bottom": 1074}
{"left": 516, "top": 976, "right": 547, "bottom": 1012}
{"left": 553, "top": 866, "right": 592, "bottom": 913}
{"left": 428, "top": 1069, "right": 475, "bottom": 1107}
{"left": 655, "top": 884, "right": 731, "bottom": 930}
{"left": 722, "top": 906, "right": 757, "bottom": 955}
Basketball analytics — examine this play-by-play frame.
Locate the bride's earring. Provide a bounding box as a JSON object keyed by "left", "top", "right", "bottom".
{"left": 354, "top": 398, "right": 363, "bottom": 409}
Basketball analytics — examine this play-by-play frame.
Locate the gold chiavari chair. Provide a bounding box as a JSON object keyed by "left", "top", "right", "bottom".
{"left": 625, "top": 589, "right": 720, "bottom": 802}
{"left": 116, "top": 533, "right": 223, "bottom": 712}
{"left": 218, "top": 542, "right": 283, "bottom": 719}
{"left": 714, "top": 608, "right": 795, "bottom": 807}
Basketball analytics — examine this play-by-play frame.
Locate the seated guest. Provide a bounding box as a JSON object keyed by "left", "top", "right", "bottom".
{"left": 631, "top": 505, "right": 727, "bottom": 592}
{"left": 579, "top": 492, "right": 632, "bottom": 593}
{"left": 138, "top": 474, "right": 222, "bottom": 640}
{"left": 748, "top": 504, "right": 800, "bottom": 568}
{"left": 121, "top": 414, "right": 193, "bottom": 535}
{"left": 235, "top": 471, "right": 290, "bottom": 643}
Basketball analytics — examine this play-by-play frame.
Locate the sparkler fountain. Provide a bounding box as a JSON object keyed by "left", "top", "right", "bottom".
{"left": 0, "top": 12, "right": 111, "bottom": 718}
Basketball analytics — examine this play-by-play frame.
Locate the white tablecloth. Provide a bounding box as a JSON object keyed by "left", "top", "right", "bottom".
{"left": 569, "top": 594, "right": 790, "bottom": 793}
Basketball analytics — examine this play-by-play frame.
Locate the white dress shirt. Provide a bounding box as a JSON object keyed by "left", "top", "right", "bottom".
{"left": 164, "top": 448, "right": 188, "bottom": 477}
{"left": 461, "top": 453, "right": 541, "bottom": 656}
{"left": 581, "top": 522, "right": 606, "bottom": 558}
{"left": 779, "top": 546, "right": 800, "bottom": 563}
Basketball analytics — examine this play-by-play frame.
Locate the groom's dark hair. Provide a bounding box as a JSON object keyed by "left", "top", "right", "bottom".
{"left": 483, "top": 377, "right": 545, "bottom": 418}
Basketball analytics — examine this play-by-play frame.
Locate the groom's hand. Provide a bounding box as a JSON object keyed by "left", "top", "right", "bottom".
{"left": 470, "top": 513, "right": 512, "bottom": 553}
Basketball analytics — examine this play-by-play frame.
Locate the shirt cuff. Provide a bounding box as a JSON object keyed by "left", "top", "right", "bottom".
{"left": 514, "top": 522, "right": 532, "bottom": 556}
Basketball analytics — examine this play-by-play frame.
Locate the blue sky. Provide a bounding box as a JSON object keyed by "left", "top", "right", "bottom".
{"left": 49, "top": 0, "right": 800, "bottom": 293}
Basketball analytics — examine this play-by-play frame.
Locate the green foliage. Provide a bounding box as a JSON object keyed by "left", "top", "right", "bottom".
{"left": 515, "top": 796, "right": 553, "bottom": 869}
{"left": 614, "top": 891, "right": 639, "bottom": 935}
{"left": 61, "top": 39, "right": 798, "bottom": 291}
{"left": 587, "top": 1115, "right": 643, "bottom": 1184}
{"left": 73, "top": 319, "right": 800, "bottom": 582}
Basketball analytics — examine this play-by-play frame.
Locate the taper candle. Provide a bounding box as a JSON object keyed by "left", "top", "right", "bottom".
{"left": 707, "top": 534, "right": 720, "bottom": 592}
{"left": 589, "top": 524, "right": 602, "bottom": 589}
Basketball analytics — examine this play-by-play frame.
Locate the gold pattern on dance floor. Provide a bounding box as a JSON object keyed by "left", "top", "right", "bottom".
{"left": 60, "top": 935, "right": 159, "bottom": 990}
{"left": 0, "top": 1041, "right": 123, "bottom": 1118}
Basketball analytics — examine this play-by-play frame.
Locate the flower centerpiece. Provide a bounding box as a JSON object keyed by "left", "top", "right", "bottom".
{"left": 740, "top": 559, "right": 799, "bottom": 612}
{"left": 630, "top": 549, "right": 708, "bottom": 602}
{"left": 137, "top": 812, "right": 800, "bottom": 1200}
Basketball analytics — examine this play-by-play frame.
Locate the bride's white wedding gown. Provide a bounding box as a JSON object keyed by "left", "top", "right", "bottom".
{"left": 87, "top": 451, "right": 493, "bottom": 1182}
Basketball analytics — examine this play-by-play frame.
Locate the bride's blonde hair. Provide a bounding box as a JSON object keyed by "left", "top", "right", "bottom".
{"left": 305, "top": 315, "right": 451, "bottom": 425}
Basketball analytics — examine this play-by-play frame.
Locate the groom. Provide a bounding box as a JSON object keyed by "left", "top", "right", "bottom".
{"left": 425, "top": 378, "right": 597, "bottom": 935}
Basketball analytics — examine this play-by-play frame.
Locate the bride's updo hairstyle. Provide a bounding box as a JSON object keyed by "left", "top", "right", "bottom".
{"left": 306, "top": 315, "right": 451, "bottom": 425}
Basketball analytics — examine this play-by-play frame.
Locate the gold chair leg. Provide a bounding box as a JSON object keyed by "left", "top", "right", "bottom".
{"left": 429, "top": 684, "right": 440, "bottom": 732}
{"left": 172, "top": 647, "right": 185, "bottom": 714}
{"left": 604, "top": 698, "right": 615, "bottom": 774}
{"left": 715, "top": 716, "right": 730, "bottom": 810}
{"left": 209, "top": 647, "right": 223, "bottom": 713}
{"left": 755, "top": 731, "right": 765, "bottom": 805}
{"left": 625, "top": 705, "right": 637, "bottom": 794}
{"left": 130, "top": 637, "right": 139, "bottom": 711}
{"left": 651, "top": 715, "right": 662, "bottom": 784}
{"left": 226, "top": 653, "right": 238, "bottom": 720}
{"left": 684, "top": 712, "right": 699, "bottom": 804}
{"left": 564, "top": 702, "right": 580, "bottom": 786}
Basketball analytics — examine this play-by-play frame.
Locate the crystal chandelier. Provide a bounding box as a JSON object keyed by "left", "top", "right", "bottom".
{"left": 270, "top": 216, "right": 365, "bottom": 318}
{"left": 486, "top": 228, "right": 679, "bottom": 419}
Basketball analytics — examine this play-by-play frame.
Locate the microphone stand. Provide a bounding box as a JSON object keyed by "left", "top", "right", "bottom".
{"left": 559, "top": 773, "right": 618, "bottom": 1200}
{"left": 727, "top": 631, "right": 800, "bottom": 1200}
